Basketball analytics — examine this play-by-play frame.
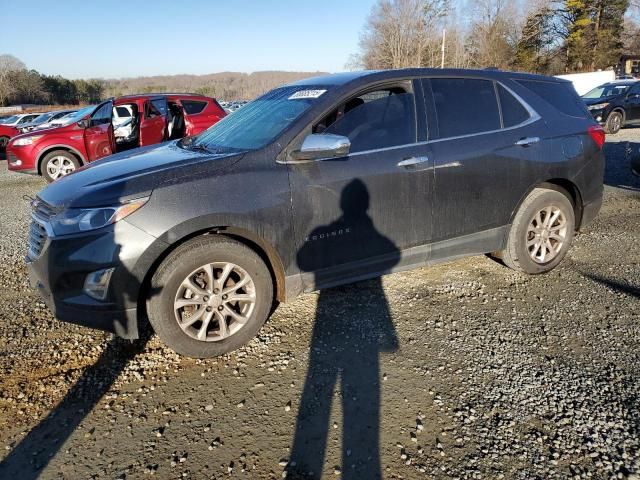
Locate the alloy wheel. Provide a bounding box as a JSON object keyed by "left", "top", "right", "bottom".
{"left": 526, "top": 206, "right": 568, "bottom": 264}
{"left": 46, "top": 156, "right": 76, "bottom": 180}
{"left": 174, "top": 262, "right": 256, "bottom": 342}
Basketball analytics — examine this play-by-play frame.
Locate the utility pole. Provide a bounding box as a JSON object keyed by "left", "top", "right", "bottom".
{"left": 441, "top": 29, "right": 446, "bottom": 68}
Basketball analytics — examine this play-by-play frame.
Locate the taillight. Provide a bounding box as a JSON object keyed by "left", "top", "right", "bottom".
{"left": 588, "top": 125, "right": 605, "bottom": 150}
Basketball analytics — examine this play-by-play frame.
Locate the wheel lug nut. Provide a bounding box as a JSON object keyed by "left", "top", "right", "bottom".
{"left": 213, "top": 288, "right": 220, "bottom": 294}
{"left": 222, "top": 294, "right": 227, "bottom": 300}
{"left": 218, "top": 306, "right": 224, "bottom": 311}
{"left": 206, "top": 306, "right": 212, "bottom": 312}
{"left": 203, "top": 296, "right": 209, "bottom": 301}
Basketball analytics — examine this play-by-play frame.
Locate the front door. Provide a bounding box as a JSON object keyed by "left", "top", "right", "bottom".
{"left": 140, "top": 97, "right": 167, "bottom": 146}
{"left": 289, "top": 83, "right": 433, "bottom": 290}
{"left": 84, "top": 101, "right": 114, "bottom": 162}
{"left": 624, "top": 83, "right": 640, "bottom": 122}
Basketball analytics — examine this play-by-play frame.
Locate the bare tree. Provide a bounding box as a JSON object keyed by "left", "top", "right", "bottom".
{"left": 0, "top": 54, "right": 26, "bottom": 106}
{"left": 466, "top": 0, "right": 520, "bottom": 69}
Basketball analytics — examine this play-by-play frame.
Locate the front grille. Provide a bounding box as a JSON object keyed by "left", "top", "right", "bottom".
{"left": 28, "top": 219, "right": 48, "bottom": 258}
{"left": 31, "top": 198, "right": 58, "bottom": 222}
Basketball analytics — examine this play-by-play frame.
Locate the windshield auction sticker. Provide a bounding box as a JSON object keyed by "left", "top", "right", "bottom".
{"left": 288, "top": 89, "right": 327, "bottom": 100}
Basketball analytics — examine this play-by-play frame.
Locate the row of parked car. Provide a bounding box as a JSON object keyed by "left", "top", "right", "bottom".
{"left": 2, "top": 93, "right": 226, "bottom": 182}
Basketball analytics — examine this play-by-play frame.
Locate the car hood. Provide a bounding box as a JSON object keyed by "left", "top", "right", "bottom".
{"left": 37, "top": 141, "right": 245, "bottom": 209}
{"left": 582, "top": 95, "right": 617, "bottom": 105}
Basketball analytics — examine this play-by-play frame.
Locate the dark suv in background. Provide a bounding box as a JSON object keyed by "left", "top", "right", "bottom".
{"left": 26, "top": 69, "right": 604, "bottom": 358}
{"left": 582, "top": 79, "right": 640, "bottom": 134}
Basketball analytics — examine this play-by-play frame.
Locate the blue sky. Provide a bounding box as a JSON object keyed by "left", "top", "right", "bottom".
{"left": 2, "top": 0, "right": 379, "bottom": 79}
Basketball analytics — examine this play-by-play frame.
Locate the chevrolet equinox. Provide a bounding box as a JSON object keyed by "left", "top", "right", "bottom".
{"left": 27, "top": 69, "right": 605, "bottom": 358}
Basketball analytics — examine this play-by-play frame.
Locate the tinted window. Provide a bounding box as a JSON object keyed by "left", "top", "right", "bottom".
{"left": 182, "top": 100, "right": 207, "bottom": 115}
{"left": 430, "top": 78, "right": 500, "bottom": 138}
{"left": 115, "top": 106, "right": 131, "bottom": 117}
{"left": 498, "top": 85, "right": 530, "bottom": 127}
{"left": 151, "top": 99, "right": 167, "bottom": 116}
{"left": 517, "top": 79, "right": 588, "bottom": 118}
{"left": 90, "top": 103, "right": 112, "bottom": 126}
{"left": 146, "top": 101, "right": 161, "bottom": 118}
{"left": 322, "top": 91, "right": 417, "bottom": 153}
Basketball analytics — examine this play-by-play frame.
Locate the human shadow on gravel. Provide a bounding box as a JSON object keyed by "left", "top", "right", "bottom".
{"left": 584, "top": 273, "right": 640, "bottom": 299}
{"left": 0, "top": 242, "right": 155, "bottom": 479}
{"left": 603, "top": 140, "right": 640, "bottom": 192}
{"left": 287, "top": 179, "right": 400, "bottom": 480}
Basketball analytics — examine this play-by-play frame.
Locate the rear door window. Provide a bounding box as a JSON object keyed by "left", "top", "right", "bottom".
{"left": 151, "top": 98, "right": 168, "bottom": 116}
{"left": 182, "top": 100, "right": 208, "bottom": 115}
{"left": 318, "top": 88, "right": 417, "bottom": 153}
{"left": 516, "top": 79, "right": 588, "bottom": 118}
{"left": 429, "top": 78, "right": 501, "bottom": 138}
{"left": 497, "top": 85, "right": 531, "bottom": 127}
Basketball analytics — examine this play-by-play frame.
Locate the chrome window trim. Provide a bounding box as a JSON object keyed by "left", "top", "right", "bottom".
{"left": 282, "top": 79, "right": 541, "bottom": 163}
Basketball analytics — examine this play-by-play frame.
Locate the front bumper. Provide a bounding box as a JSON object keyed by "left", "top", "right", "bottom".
{"left": 26, "top": 219, "right": 167, "bottom": 339}
{"left": 6, "top": 144, "right": 38, "bottom": 171}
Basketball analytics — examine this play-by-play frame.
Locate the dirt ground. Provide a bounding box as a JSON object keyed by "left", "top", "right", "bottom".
{"left": 0, "top": 130, "right": 638, "bottom": 479}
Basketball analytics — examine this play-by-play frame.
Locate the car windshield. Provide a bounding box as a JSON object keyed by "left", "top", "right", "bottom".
{"left": 0, "top": 115, "right": 18, "bottom": 124}
{"left": 59, "top": 105, "right": 96, "bottom": 123}
{"left": 31, "top": 113, "right": 55, "bottom": 124}
{"left": 190, "top": 85, "right": 328, "bottom": 151}
{"left": 583, "top": 84, "right": 633, "bottom": 99}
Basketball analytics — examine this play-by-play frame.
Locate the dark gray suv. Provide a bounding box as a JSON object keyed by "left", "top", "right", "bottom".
{"left": 27, "top": 69, "right": 605, "bottom": 357}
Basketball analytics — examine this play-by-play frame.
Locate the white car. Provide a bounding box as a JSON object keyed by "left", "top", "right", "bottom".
{"left": 0, "top": 113, "right": 42, "bottom": 127}
{"left": 19, "top": 110, "right": 77, "bottom": 133}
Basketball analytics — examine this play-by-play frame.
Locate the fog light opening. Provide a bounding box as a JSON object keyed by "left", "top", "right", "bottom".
{"left": 84, "top": 268, "right": 115, "bottom": 301}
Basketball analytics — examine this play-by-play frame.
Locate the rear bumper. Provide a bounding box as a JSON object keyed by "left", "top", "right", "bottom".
{"left": 580, "top": 196, "right": 603, "bottom": 230}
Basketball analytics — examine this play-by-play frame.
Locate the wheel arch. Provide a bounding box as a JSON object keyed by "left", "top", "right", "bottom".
{"left": 136, "top": 226, "right": 287, "bottom": 326}
{"left": 36, "top": 145, "right": 86, "bottom": 174}
{"left": 509, "top": 179, "right": 584, "bottom": 232}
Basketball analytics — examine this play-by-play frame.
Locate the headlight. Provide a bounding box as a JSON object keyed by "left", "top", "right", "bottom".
{"left": 49, "top": 197, "right": 149, "bottom": 236}
{"left": 12, "top": 135, "right": 43, "bottom": 146}
{"left": 587, "top": 103, "right": 609, "bottom": 110}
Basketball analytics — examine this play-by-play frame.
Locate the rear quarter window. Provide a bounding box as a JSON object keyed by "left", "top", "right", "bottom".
{"left": 182, "top": 100, "right": 208, "bottom": 115}
{"left": 516, "top": 79, "right": 588, "bottom": 118}
{"left": 497, "top": 85, "right": 530, "bottom": 127}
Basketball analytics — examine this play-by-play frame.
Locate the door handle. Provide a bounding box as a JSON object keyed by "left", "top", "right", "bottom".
{"left": 515, "top": 136, "right": 540, "bottom": 147}
{"left": 397, "top": 156, "right": 429, "bottom": 168}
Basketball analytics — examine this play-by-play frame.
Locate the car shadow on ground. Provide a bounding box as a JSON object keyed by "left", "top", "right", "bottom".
{"left": 0, "top": 243, "right": 156, "bottom": 478}
{"left": 603, "top": 135, "right": 640, "bottom": 192}
{"left": 286, "top": 179, "right": 400, "bottom": 479}
{"left": 583, "top": 273, "right": 640, "bottom": 299}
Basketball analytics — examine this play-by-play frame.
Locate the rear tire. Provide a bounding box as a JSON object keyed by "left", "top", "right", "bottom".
{"left": 147, "top": 236, "right": 274, "bottom": 358}
{"left": 604, "top": 111, "right": 623, "bottom": 134}
{"left": 500, "top": 188, "right": 575, "bottom": 275}
{"left": 41, "top": 150, "right": 81, "bottom": 182}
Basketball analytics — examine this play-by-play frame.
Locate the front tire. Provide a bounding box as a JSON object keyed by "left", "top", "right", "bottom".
{"left": 147, "top": 236, "right": 274, "bottom": 358}
{"left": 604, "top": 111, "right": 623, "bottom": 134}
{"left": 500, "top": 187, "right": 575, "bottom": 275}
{"left": 41, "top": 150, "right": 81, "bottom": 182}
{"left": 0, "top": 136, "right": 9, "bottom": 151}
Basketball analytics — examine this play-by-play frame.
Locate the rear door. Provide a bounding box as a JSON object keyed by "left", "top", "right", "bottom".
{"left": 423, "top": 77, "right": 545, "bottom": 257}
{"left": 139, "top": 97, "right": 167, "bottom": 145}
{"left": 84, "top": 101, "right": 115, "bottom": 161}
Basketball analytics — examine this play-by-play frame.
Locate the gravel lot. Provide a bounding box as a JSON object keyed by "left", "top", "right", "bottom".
{"left": 0, "top": 130, "right": 638, "bottom": 480}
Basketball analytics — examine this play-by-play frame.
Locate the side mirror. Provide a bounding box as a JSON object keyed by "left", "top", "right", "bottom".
{"left": 290, "top": 134, "right": 350, "bottom": 162}
{"left": 77, "top": 119, "right": 89, "bottom": 129}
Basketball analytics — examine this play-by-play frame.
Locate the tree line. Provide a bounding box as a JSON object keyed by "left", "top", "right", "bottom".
{"left": 351, "top": 0, "right": 640, "bottom": 75}
{"left": 0, "top": 55, "right": 105, "bottom": 107}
